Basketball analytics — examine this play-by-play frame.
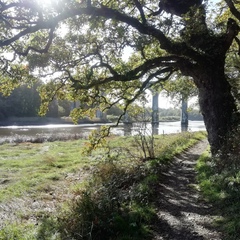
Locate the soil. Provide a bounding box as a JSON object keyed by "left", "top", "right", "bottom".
{"left": 152, "top": 139, "right": 223, "bottom": 240}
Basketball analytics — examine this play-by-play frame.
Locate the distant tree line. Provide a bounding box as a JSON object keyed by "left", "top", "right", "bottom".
{"left": 0, "top": 82, "right": 72, "bottom": 120}
{"left": 159, "top": 108, "right": 203, "bottom": 121}
{"left": 106, "top": 105, "right": 203, "bottom": 122}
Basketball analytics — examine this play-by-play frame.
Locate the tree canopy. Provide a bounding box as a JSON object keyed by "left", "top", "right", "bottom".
{"left": 0, "top": 0, "right": 240, "bottom": 154}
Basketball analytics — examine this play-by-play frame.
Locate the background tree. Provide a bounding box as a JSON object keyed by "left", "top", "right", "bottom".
{"left": 57, "top": 99, "right": 72, "bottom": 117}
{"left": 0, "top": 81, "right": 42, "bottom": 119}
{"left": 0, "top": 80, "right": 73, "bottom": 120}
{"left": 161, "top": 74, "right": 198, "bottom": 102}
{"left": 0, "top": 0, "right": 240, "bottom": 154}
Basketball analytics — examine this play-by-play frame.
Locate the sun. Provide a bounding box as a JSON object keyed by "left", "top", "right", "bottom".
{"left": 34, "top": 0, "right": 77, "bottom": 12}
{"left": 35, "top": 0, "right": 58, "bottom": 9}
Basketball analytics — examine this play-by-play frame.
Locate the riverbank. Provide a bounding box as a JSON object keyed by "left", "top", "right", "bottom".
{"left": 0, "top": 116, "right": 110, "bottom": 126}
{"left": 0, "top": 116, "right": 204, "bottom": 126}
{"left": 0, "top": 132, "right": 213, "bottom": 239}
{"left": 0, "top": 121, "right": 206, "bottom": 145}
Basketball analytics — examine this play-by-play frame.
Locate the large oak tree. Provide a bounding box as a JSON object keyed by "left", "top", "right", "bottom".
{"left": 0, "top": 0, "right": 240, "bottom": 154}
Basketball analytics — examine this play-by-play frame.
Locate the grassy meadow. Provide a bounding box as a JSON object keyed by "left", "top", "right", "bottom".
{"left": 0, "top": 131, "right": 206, "bottom": 239}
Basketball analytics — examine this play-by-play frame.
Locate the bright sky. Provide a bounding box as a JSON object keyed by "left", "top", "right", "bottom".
{"left": 145, "top": 91, "right": 199, "bottom": 109}
{"left": 158, "top": 94, "right": 175, "bottom": 108}
{"left": 143, "top": 90, "right": 173, "bottom": 109}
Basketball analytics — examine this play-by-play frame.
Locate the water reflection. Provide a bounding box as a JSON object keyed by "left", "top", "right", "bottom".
{"left": 111, "top": 121, "right": 205, "bottom": 136}
{"left": 0, "top": 121, "right": 206, "bottom": 139}
{"left": 152, "top": 124, "right": 159, "bottom": 135}
{"left": 181, "top": 124, "right": 189, "bottom": 132}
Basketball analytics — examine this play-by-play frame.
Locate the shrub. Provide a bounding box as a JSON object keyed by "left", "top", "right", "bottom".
{"left": 57, "top": 161, "right": 154, "bottom": 240}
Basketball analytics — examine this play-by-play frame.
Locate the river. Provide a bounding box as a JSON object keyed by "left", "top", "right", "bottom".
{"left": 0, "top": 121, "right": 205, "bottom": 140}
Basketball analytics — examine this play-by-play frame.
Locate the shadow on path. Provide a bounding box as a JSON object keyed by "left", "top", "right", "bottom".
{"left": 152, "top": 140, "right": 223, "bottom": 240}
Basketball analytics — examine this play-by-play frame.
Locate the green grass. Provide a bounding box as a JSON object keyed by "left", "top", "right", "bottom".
{"left": 0, "top": 140, "right": 89, "bottom": 202}
{"left": 196, "top": 149, "right": 240, "bottom": 240}
{"left": 0, "top": 131, "right": 207, "bottom": 239}
{"left": 109, "top": 131, "right": 205, "bottom": 162}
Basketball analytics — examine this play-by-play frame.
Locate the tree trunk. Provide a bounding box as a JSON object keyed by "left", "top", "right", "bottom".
{"left": 193, "top": 62, "right": 238, "bottom": 154}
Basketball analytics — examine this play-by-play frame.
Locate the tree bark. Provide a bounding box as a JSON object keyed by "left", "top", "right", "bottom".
{"left": 192, "top": 61, "right": 238, "bottom": 154}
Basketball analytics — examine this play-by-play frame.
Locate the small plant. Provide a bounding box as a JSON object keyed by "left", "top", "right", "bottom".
{"left": 132, "top": 123, "right": 156, "bottom": 160}
{"left": 42, "top": 155, "right": 58, "bottom": 167}
{"left": 0, "top": 223, "right": 36, "bottom": 240}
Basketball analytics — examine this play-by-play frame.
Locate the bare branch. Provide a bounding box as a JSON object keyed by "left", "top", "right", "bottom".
{"left": 235, "top": 36, "right": 240, "bottom": 55}
{"left": 225, "top": 0, "right": 240, "bottom": 21}
{"left": 10, "top": 27, "right": 55, "bottom": 56}
{"left": 132, "top": 0, "right": 146, "bottom": 24}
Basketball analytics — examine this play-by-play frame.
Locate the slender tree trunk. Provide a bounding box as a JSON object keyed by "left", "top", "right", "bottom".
{"left": 192, "top": 62, "right": 238, "bottom": 154}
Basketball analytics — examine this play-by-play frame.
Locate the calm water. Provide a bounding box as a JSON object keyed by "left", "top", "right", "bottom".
{"left": 0, "top": 121, "right": 205, "bottom": 138}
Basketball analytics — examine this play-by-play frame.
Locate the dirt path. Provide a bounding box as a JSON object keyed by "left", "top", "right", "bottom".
{"left": 152, "top": 139, "right": 223, "bottom": 240}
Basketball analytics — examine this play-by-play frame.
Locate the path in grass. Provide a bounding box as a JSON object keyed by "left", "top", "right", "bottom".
{"left": 152, "top": 139, "right": 223, "bottom": 240}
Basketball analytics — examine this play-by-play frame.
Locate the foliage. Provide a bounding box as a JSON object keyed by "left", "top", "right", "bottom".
{"left": 161, "top": 74, "right": 198, "bottom": 102}
{"left": 0, "top": 82, "right": 42, "bottom": 119}
{"left": 82, "top": 125, "right": 110, "bottom": 154}
{"left": 131, "top": 123, "right": 156, "bottom": 160}
{"left": 106, "top": 105, "right": 124, "bottom": 118}
{"left": 196, "top": 142, "right": 240, "bottom": 240}
{"left": 57, "top": 161, "right": 154, "bottom": 240}
{"left": 0, "top": 81, "right": 74, "bottom": 120}
{"left": 0, "top": 223, "right": 37, "bottom": 240}
{"left": 0, "top": 0, "right": 239, "bottom": 153}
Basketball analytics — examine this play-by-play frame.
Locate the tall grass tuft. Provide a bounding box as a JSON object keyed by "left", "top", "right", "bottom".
{"left": 56, "top": 160, "right": 155, "bottom": 240}
{"left": 0, "top": 133, "right": 87, "bottom": 145}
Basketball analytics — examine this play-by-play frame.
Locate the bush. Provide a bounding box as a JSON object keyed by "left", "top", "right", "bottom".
{"left": 57, "top": 161, "right": 154, "bottom": 240}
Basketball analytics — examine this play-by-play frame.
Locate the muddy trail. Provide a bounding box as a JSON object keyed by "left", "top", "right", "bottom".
{"left": 152, "top": 139, "right": 223, "bottom": 240}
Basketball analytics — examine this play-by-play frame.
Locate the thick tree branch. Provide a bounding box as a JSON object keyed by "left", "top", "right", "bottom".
{"left": 0, "top": 21, "right": 56, "bottom": 47}
{"left": 234, "top": 36, "right": 240, "bottom": 55}
{"left": 0, "top": 1, "right": 37, "bottom": 11}
{"left": 224, "top": 18, "right": 240, "bottom": 51}
{"left": 0, "top": 4, "right": 203, "bottom": 62}
{"left": 132, "top": 0, "right": 146, "bottom": 24}
{"left": 0, "top": 14, "right": 40, "bottom": 27}
{"left": 225, "top": 0, "right": 240, "bottom": 21}
{"left": 10, "top": 27, "right": 55, "bottom": 56}
{"left": 68, "top": 55, "right": 181, "bottom": 90}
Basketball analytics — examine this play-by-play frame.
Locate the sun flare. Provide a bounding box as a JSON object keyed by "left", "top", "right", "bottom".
{"left": 35, "top": 0, "right": 58, "bottom": 8}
